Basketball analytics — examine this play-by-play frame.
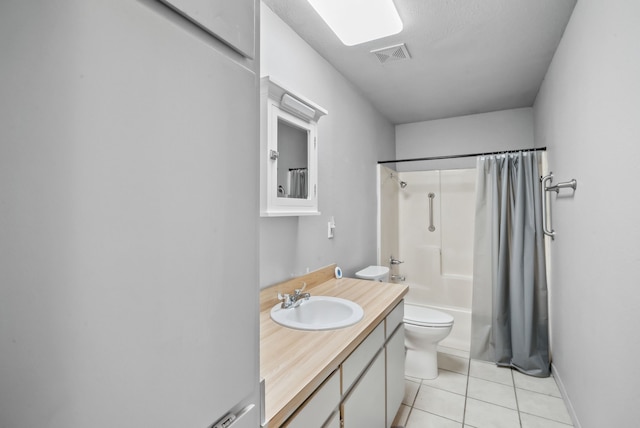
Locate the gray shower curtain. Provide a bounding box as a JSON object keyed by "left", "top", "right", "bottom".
{"left": 470, "top": 151, "right": 550, "bottom": 377}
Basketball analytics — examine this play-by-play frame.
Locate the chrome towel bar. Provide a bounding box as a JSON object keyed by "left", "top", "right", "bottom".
{"left": 540, "top": 172, "right": 577, "bottom": 239}
{"left": 546, "top": 179, "right": 577, "bottom": 193}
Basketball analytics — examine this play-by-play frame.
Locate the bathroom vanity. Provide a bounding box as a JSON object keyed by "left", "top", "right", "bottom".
{"left": 260, "top": 265, "right": 408, "bottom": 427}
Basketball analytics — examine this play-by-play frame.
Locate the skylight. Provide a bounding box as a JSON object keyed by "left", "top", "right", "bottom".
{"left": 306, "top": 0, "right": 403, "bottom": 46}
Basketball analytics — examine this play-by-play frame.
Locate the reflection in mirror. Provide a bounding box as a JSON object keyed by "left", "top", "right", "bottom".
{"left": 277, "top": 118, "right": 309, "bottom": 199}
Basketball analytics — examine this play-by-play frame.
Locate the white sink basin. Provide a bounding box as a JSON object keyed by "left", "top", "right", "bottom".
{"left": 270, "top": 296, "right": 364, "bottom": 331}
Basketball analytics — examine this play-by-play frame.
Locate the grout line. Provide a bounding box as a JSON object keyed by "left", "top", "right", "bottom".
{"left": 518, "top": 410, "right": 574, "bottom": 426}
{"left": 512, "top": 368, "right": 523, "bottom": 427}
{"left": 466, "top": 373, "right": 514, "bottom": 386}
{"left": 417, "top": 408, "right": 466, "bottom": 425}
{"left": 461, "top": 356, "right": 471, "bottom": 426}
{"left": 514, "top": 384, "right": 563, "bottom": 398}
{"left": 403, "top": 378, "right": 422, "bottom": 426}
{"left": 411, "top": 380, "right": 422, "bottom": 407}
{"left": 404, "top": 406, "right": 414, "bottom": 427}
{"left": 420, "top": 368, "right": 469, "bottom": 396}
{"left": 464, "top": 395, "right": 521, "bottom": 413}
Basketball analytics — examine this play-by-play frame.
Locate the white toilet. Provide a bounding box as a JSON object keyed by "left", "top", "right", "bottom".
{"left": 404, "top": 303, "right": 454, "bottom": 379}
{"left": 355, "top": 265, "right": 454, "bottom": 380}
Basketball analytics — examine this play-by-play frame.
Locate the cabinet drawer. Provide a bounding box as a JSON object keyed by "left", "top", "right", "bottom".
{"left": 285, "top": 369, "right": 340, "bottom": 428}
{"left": 341, "top": 322, "right": 384, "bottom": 394}
{"left": 385, "top": 300, "right": 404, "bottom": 339}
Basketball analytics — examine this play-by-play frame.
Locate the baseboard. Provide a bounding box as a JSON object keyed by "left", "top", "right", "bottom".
{"left": 551, "top": 362, "right": 581, "bottom": 428}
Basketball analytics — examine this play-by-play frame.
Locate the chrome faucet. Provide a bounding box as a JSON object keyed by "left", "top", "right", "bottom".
{"left": 277, "top": 282, "right": 311, "bottom": 309}
{"left": 389, "top": 256, "right": 404, "bottom": 265}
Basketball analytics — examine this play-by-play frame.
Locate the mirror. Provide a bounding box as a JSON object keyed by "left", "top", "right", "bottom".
{"left": 260, "top": 77, "right": 327, "bottom": 217}
{"left": 277, "top": 118, "right": 309, "bottom": 199}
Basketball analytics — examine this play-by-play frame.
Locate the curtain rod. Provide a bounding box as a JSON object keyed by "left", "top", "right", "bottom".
{"left": 378, "top": 147, "right": 547, "bottom": 165}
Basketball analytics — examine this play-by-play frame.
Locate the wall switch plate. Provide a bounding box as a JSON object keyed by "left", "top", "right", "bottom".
{"left": 328, "top": 216, "right": 335, "bottom": 239}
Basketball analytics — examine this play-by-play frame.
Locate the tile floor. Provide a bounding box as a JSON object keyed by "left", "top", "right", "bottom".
{"left": 393, "top": 347, "right": 573, "bottom": 428}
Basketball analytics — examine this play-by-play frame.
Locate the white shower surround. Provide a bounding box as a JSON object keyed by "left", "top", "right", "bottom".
{"left": 379, "top": 167, "right": 476, "bottom": 352}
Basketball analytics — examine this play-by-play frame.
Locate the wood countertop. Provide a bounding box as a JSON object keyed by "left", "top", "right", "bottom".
{"left": 260, "top": 265, "right": 408, "bottom": 427}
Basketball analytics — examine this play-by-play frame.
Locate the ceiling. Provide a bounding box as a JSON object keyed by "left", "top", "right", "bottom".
{"left": 262, "top": 0, "right": 577, "bottom": 125}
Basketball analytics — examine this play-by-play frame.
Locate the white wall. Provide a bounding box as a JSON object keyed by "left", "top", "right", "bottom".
{"left": 259, "top": 3, "right": 395, "bottom": 287}
{"left": 395, "top": 107, "right": 535, "bottom": 170}
{"left": 533, "top": 0, "right": 640, "bottom": 426}
{"left": 0, "top": 1, "right": 260, "bottom": 427}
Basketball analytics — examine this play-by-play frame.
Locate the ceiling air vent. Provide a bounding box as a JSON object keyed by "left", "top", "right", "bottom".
{"left": 371, "top": 43, "right": 411, "bottom": 64}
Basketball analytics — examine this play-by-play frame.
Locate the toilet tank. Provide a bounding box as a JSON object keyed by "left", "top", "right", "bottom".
{"left": 355, "top": 266, "right": 390, "bottom": 282}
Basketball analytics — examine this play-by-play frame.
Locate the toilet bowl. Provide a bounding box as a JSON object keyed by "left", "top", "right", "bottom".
{"left": 404, "top": 303, "right": 454, "bottom": 380}
{"left": 355, "top": 266, "right": 454, "bottom": 380}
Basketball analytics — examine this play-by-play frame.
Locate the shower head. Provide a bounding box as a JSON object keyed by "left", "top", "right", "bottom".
{"left": 390, "top": 172, "right": 408, "bottom": 189}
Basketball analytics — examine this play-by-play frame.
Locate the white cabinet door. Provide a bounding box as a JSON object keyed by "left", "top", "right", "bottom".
{"left": 323, "top": 411, "right": 340, "bottom": 428}
{"left": 0, "top": 1, "right": 259, "bottom": 427}
{"left": 285, "top": 370, "right": 340, "bottom": 428}
{"left": 341, "top": 350, "right": 386, "bottom": 428}
{"left": 386, "top": 324, "right": 406, "bottom": 427}
{"left": 159, "top": 0, "right": 255, "bottom": 57}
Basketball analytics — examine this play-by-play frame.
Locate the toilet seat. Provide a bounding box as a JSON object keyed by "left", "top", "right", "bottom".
{"left": 404, "top": 304, "right": 454, "bottom": 328}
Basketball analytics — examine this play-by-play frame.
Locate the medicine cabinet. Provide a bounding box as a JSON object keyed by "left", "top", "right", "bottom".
{"left": 260, "top": 77, "right": 327, "bottom": 216}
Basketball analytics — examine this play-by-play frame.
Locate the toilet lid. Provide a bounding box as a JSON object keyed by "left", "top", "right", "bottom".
{"left": 355, "top": 265, "right": 389, "bottom": 280}
{"left": 404, "top": 304, "right": 454, "bottom": 327}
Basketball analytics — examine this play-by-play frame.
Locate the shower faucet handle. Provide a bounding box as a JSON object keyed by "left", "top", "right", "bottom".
{"left": 389, "top": 257, "right": 404, "bottom": 265}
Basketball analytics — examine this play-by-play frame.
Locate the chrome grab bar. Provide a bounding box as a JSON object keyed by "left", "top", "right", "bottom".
{"left": 541, "top": 173, "right": 556, "bottom": 239}
{"left": 428, "top": 192, "right": 436, "bottom": 232}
